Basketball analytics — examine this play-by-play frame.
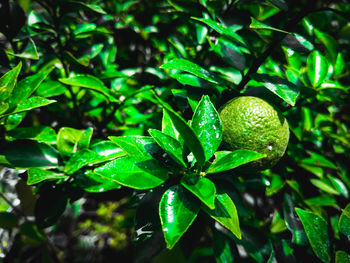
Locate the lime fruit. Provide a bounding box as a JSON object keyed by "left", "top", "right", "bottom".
{"left": 219, "top": 96, "right": 289, "bottom": 171}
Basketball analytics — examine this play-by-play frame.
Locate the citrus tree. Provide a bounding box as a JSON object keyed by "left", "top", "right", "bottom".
{"left": 1, "top": 0, "right": 350, "bottom": 262}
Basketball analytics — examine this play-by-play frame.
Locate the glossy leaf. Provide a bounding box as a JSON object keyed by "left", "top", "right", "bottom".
{"left": 59, "top": 74, "right": 118, "bottom": 102}
{"left": 73, "top": 170, "right": 121, "bottom": 193}
{"left": 203, "top": 193, "right": 241, "bottom": 239}
{"left": 0, "top": 103, "right": 9, "bottom": 115}
{"left": 94, "top": 155, "right": 168, "bottom": 189}
{"left": 302, "top": 150, "right": 337, "bottom": 170}
{"left": 191, "top": 95, "right": 222, "bottom": 162}
{"left": 192, "top": 17, "right": 246, "bottom": 46}
{"left": 90, "top": 140, "right": 126, "bottom": 161}
{"left": 268, "top": 0, "right": 288, "bottom": 10}
{"left": 339, "top": 203, "right": 350, "bottom": 237}
{"left": 1, "top": 97, "right": 56, "bottom": 117}
{"left": 206, "top": 150, "right": 265, "bottom": 174}
{"left": 109, "top": 135, "right": 161, "bottom": 161}
{"left": 159, "top": 185, "right": 199, "bottom": 249}
{"left": 155, "top": 95, "right": 206, "bottom": 166}
{"left": 250, "top": 17, "right": 288, "bottom": 33}
{"left": 64, "top": 149, "right": 105, "bottom": 175}
{"left": 7, "top": 126, "right": 57, "bottom": 144}
{"left": 161, "top": 58, "right": 222, "bottom": 85}
{"left": 0, "top": 140, "right": 58, "bottom": 167}
{"left": 36, "top": 80, "right": 67, "bottom": 97}
{"left": 295, "top": 208, "right": 331, "bottom": 263}
{"left": 181, "top": 175, "right": 216, "bottom": 209}
{"left": 148, "top": 129, "right": 186, "bottom": 168}
{"left": 27, "top": 168, "right": 67, "bottom": 185}
{"left": 307, "top": 51, "right": 329, "bottom": 88}
{"left": 57, "top": 127, "right": 93, "bottom": 158}
{"left": 336, "top": 251, "right": 350, "bottom": 263}
{"left": 0, "top": 62, "right": 22, "bottom": 103}
{"left": 213, "top": 230, "right": 234, "bottom": 263}
{"left": 315, "top": 29, "right": 338, "bottom": 64}
{"left": 251, "top": 73, "right": 300, "bottom": 106}
{"left": 162, "top": 109, "right": 182, "bottom": 142}
{"left": 334, "top": 53, "right": 345, "bottom": 77}
{"left": 8, "top": 67, "right": 54, "bottom": 109}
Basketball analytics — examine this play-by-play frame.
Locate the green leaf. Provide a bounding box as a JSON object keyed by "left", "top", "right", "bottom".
{"left": 213, "top": 230, "right": 234, "bottom": 263}
{"left": 334, "top": 53, "right": 345, "bottom": 77}
{"left": 161, "top": 58, "right": 222, "bottom": 85}
{"left": 64, "top": 149, "right": 105, "bottom": 175}
{"left": 73, "top": 170, "right": 121, "bottom": 192}
{"left": 302, "top": 150, "right": 338, "bottom": 170}
{"left": 181, "top": 175, "right": 216, "bottom": 209}
{"left": 0, "top": 140, "right": 58, "bottom": 167}
{"left": 109, "top": 135, "right": 160, "bottom": 161}
{"left": 7, "top": 126, "right": 57, "bottom": 144}
{"left": 203, "top": 193, "right": 241, "bottom": 239}
{"left": 94, "top": 155, "right": 168, "bottom": 189}
{"left": 57, "top": 127, "right": 93, "bottom": 158}
{"left": 0, "top": 62, "right": 22, "bottom": 103}
{"left": 155, "top": 95, "right": 206, "bottom": 166}
{"left": 336, "top": 251, "right": 350, "bottom": 263}
{"left": 6, "top": 96, "right": 56, "bottom": 116}
{"left": 36, "top": 80, "right": 67, "bottom": 97}
{"left": 191, "top": 95, "right": 222, "bottom": 162}
{"left": 295, "top": 208, "right": 331, "bottom": 263}
{"left": 27, "top": 168, "right": 67, "bottom": 185}
{"left": 59, "top": 74, "right": 118, "bottom": 102}
{"left": 314, "top": 29, "right": 338, "bottom": 64}
{"left": 90, "top": 140, "right": 126, "bottom": 161}
{"left": 339, "top": 203, "right": 350, "bottom": 237}
{"left": 206, "top": 150, "right": 265, "bottom": 174}
{"left": 159, "top": 185, "right": 199, "bottom": 249}
{"left": 192, "top": 17, "right": 246, "bottom": 46}
{"left": 148, "top": 129, "right": 186, "bottom": 168}
{"left": 0, "top": 103, "right": 9, "bottom": 115}
{"left": 307, "top": 50, "right": 329, "bottom": 88}
{"left": 8, "top": 67, "right": 54, "bottom": 109}
{"left": 4, "top": 112, "right": 26, "bottom": 130}
{"left": 251, "top": 73, "right": 300, "bottom": 106}
{"left": 250, "top": 17, "right": 288, "bottom": 33}
{"left": 310, "top": 179, "right": 340, "bottom": 195}
{"left": 162, "top": 109, "right": 183, "bottom": 142}
{"left": 211, "top": 38, "right": 246, "bottom": 71}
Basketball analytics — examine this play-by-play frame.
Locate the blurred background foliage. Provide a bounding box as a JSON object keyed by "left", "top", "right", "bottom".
{"left": 1, "top": 0, "right": 350, "bottom": 262}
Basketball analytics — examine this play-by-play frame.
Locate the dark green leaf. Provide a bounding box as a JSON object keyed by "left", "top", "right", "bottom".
{"left": 302, "top": 150, "right": 338, "bottom": 170}
{"left": 339, "top": 203, "right": 350, "bottom": 237}
{"left": 90, "top": 140, "right": 126, "bottom": 161}
{"left": 154, "top": 95, "right": 206, "bottom": 166}
{"left": 191, "top": 95, "right": 222, "bottom": 162}
{"left": 148, "top": 129, "right": 186, "bottom": 168}
{"left": 7, "top": 126, "right": 57, "bottom": 144}
{"left": 159, "top": 185, "right": 199, "bottom": 249}
{"left": 203, "top": 193, "right": 241, "bottom": 239}
{"left": 0, "top": 212, "right": 19, "bottom": 229}
{"left": 27, "top": 168, "right": 67, "bottom": 185}
{"left": 0, "top": 62, "right": 22, "bottom": 103}
{"left": 307, "top": 51, "right": 329, "bottom": 88}
{"left": 251, "top": 74, "right": 300, "bottom": 106}
{"left": 192, "top": 17, "right": 246, "bottom": 46}
{"left": 73, "top": 170, "right": 121, "bottom": 192}
{"left": 161, "top": 58, "right": 222, "bottom": 85}
{"left": 94, "top": 155, "right": 168, "bottom": 189}
{"left": 181, "top": 175, "right": 216, "bottom": 209}
{"left": 162, "top": 109, "right": 183, "bottom": 143}
{"left": 295, "top": 208, "right": 331, "bottom": 263}
{"left": 206, "top": 150, "right": 265, "bottom": 174}
{"left": 315, "top": 29, "right": 338, "bottom": 64}
{"left": 213, "top": 229, "right": 234, "bottom": 263}
{"left": 0, "top": 140, "right": 58, "bottom": 167}
{"left": 268, "top": 0, "right": 288, "bottom": 10}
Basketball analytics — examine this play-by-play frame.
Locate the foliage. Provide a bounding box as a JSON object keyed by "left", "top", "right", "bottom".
{"left": 1, "top": 0, "right": 350, "bottom": 262}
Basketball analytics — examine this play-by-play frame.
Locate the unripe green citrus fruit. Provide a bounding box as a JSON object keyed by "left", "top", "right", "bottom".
{"left": 219, "top": 96, "right": 289, "bottom": 171}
